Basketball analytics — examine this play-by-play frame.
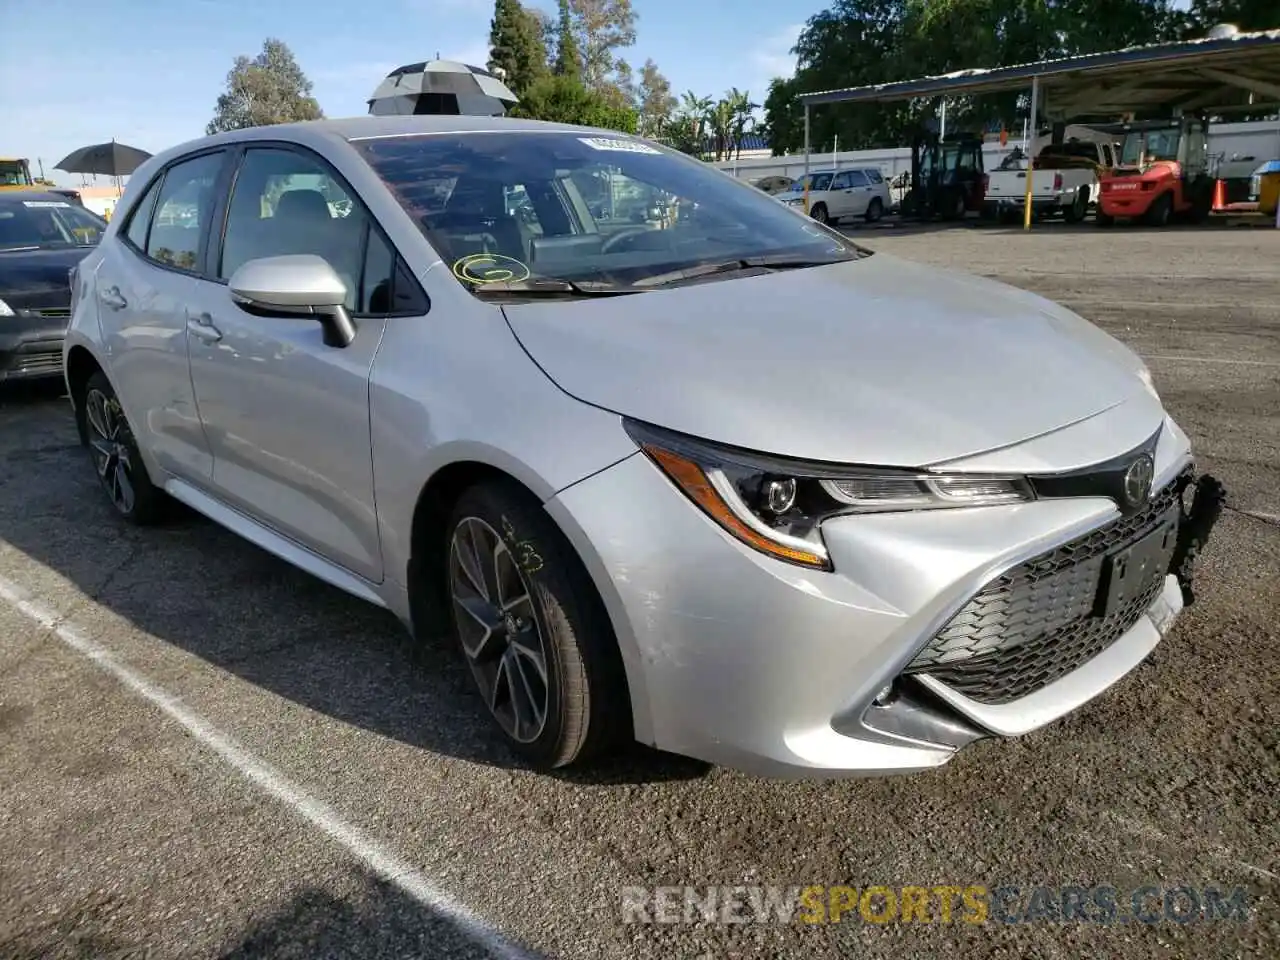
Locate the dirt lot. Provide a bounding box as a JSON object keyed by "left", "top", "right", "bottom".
{"left": 1, "top": 223, "right": 1277, "bottom": 959}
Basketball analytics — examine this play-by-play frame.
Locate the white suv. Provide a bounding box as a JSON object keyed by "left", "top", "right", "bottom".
{"left": 779, "top": 168, "right": 890, "bottom": 224}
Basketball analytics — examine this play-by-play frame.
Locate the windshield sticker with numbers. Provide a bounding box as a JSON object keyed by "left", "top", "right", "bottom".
{"left": 577, "top": 137, "right": 662, "bottom": 155}
{"left": 22, "top": 200, "right": 72, "bottom": 208}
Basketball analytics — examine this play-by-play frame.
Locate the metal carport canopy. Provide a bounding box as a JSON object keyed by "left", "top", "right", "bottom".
{"left": 792, "top": 28, "right": 1280, "bottom": 228}
{"left": 796, "top": 28, "right": 1280, "bottom": 116}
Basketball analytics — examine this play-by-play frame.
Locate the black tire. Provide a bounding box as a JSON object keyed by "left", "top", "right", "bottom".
{"left": 1063, "top": 187, "right": 1088, "bottom": 223}
{"left": 864, "top": 197, "right": 884, "bottom": 223}
{"left": 76, "top": 371, "right": 169, "bottom": 524}
{"left": 1146, "top": 192, "right": 1173, "bottom": 227}
{"left": 809, "top": 203, "right": 829, "bottom": 224}
{"left": 444, "top": 481, "right": 629, "bottom": 770}
{"left": 1095, "top": 211, "right": 1115, "bottom": 227}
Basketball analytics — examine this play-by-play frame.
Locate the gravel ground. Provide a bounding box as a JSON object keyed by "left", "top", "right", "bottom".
{"left": 1, "top": 221, "right": 1277, "bottom": 959}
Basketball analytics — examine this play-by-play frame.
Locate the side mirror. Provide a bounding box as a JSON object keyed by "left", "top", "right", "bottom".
{"left": 228, "top": 254, "right": 357, "bottom": 348}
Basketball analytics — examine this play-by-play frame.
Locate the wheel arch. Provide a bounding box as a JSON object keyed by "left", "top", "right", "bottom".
{"left": 405, "top": 457, "right": 645, "bottom": 740}
{"left": 64, "top": 343, "right": 105, "bottom": 441}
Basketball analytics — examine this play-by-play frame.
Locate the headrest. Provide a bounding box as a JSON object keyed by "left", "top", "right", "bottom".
{"left": 275, "top": 189, "right": 332, "bottom": 222}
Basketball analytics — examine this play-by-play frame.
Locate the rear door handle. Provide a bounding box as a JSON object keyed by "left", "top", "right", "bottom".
{"left": 100, "top": 286, "right": 127, "bottom": 310}
{"left": 186, "top": 311, "right": 223, "bottom": 343}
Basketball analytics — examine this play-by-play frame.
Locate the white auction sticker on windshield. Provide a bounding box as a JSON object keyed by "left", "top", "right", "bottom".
{"left": 577, "top": 137, "right": 661, "bottom": 155}
{"left": 22, "top": 200, "right": 72, "bottom": 208}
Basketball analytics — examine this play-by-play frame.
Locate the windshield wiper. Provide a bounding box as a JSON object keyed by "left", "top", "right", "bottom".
{"left": 470, "top": 277, "right": 637, "bottom": 299}
{"left": 632, "top": 255, "right": 852, "bottom": 289}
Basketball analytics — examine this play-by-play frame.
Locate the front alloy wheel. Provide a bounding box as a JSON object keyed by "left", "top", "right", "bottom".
{"left": 441, "top": 482, "right": 630, "bottom": 769}
{"left": 85, "top": 386, "right": 137, "bottom": 516}
{"left": 449, "top": 516, "right": 550, "bottom": 744}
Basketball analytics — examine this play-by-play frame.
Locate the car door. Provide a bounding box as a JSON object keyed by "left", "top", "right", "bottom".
{"left": 827, "top": 172, "right": 854, "bottom": 217}
{"left": 182, "top": 143, "right": 412, "bottom": 582}
{"left": 844, "top": 170, "right": 872, "bottom": 215}
{"left": 93, "top": 150, "right": 228, "bottom": 482}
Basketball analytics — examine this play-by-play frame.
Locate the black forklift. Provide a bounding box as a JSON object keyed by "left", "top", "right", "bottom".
{"left": 899, "top": 130, "right": 986, "bottom": 220}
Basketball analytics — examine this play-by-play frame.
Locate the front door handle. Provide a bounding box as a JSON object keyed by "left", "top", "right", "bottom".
{"left": 100, "top": 286, "right": 127, "bottom": 310}
{"left": 186, "top": 311, "right": 223, "bottom": 343}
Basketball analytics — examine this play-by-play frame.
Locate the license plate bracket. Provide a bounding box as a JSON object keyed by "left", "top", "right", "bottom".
{"left": 1096, "top": 510, "right": 1180, "bottom": 618}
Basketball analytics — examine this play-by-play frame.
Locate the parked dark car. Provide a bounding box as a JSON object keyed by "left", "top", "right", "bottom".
{"left": 0, "top": 192, "right": 106, "bottom": 383}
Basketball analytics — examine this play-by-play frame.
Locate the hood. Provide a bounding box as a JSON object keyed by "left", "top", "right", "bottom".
{"left": 0, "top": 245, "right": 93, "bottom": 303}
{"left": 504, "top": 254, "right": 1154, "bottom": 467}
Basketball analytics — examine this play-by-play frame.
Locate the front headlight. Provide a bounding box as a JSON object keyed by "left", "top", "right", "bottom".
{"left": 625, "top": 420, "right": 1034, "bottom": 570}
{"left": 0, "top": 297, "right": 13, "bottom": 317}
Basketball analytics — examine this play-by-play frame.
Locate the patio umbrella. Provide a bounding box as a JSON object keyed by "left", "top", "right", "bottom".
{"left": 367, "top": 60, "right": 518, "bottom": 117}
{"left": 55, "top": 140, "right": 152, "bottom": 178}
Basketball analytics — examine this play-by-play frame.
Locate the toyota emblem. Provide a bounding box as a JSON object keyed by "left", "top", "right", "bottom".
{"left": 1122, "top": 454, "right": 1155, "bottom": 509}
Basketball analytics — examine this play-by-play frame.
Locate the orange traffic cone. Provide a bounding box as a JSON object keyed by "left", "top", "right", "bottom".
{"left": 1211, "top": 179, "right": 1226, "bottom": 211}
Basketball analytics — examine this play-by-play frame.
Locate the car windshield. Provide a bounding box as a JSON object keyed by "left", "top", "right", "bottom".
{"left": 355, "top": 132, "right": 863, "bottom": 293}
{"left": 1120, "top": 129, "right": 1181, "bottom": 165}
{"left": 0, "top": 198, "right": 107, "bottom": 251}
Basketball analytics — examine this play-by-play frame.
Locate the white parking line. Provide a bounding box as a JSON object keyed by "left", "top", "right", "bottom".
{"left": 0, "top": 572, "right": 530, "bottom": 960}
{"left": 1141, "top": 354, "right": 1280, "bottom": 368}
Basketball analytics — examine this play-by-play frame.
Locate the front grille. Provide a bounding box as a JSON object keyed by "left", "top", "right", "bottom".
{"left": 904, "top": 469, "right": 1189, "bottom": 704}
{"left": 30, "top": 307, "right": 71, "bottom": 320}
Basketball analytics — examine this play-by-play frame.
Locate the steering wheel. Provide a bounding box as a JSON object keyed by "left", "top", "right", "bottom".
{"left": 601, "top": 227, "right": 658, "bottom": 255}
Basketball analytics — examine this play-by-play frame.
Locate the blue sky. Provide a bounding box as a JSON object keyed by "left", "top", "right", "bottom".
{"left": 3, "top": 0, "right": 817, "bottom": 185}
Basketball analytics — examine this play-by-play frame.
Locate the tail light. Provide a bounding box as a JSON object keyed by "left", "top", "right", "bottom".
{"left": 1053, "top": 173, "right": 1064, "bottom": 190}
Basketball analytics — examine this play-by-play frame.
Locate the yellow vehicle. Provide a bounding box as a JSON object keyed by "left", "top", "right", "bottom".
{"left": 1251, "top": 160, "right": 1280, "bottom": 217}
{"left": 0, "top": 157, "right": 37, "bottom": 188}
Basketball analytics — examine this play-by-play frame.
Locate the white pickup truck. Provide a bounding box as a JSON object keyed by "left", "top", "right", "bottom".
{"left": 984, "top": 138, "right": 1118, "bottom": 223}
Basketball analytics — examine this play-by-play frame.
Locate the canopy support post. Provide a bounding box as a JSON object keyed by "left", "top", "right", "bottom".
{"left": 803, "top": 102, "right": 812, "bottom": 215}
{"left": 1023, "top": 77, "right": 1040, "bottom": 230}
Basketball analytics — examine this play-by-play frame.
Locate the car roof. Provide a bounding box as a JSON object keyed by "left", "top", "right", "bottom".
{"left": 128, "top": 114, "right": 658, "bottom": 197}
{"left": 0, "top": 190, "right": 80, "bottom": 205}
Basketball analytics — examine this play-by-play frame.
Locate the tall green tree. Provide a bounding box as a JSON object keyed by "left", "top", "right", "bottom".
{"left": 207, "top": 38, "right": 323, "bottom": 134}
{"left": 513, "top": 73, "right": 638, "bottom": 131}
{"left": 635, "top": 59, "right": 676, "bottom": 137}
{"left": 489, "top": 0, "right": 549, "bottom": 97}
{"left": 1185, "top": 0, "right": 1277, "bottom": 33}
{"left": 554, "top": 0, "right": 582, "bottom": 78}
{"left": 570, "top": 0, "right": 639, "bottom": 92}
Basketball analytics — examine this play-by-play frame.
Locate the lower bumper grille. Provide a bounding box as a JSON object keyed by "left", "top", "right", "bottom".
{"left": 904, "top": 470, "right": 1189, "bottom": 705}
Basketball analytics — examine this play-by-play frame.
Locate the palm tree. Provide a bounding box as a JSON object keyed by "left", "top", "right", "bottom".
{"left": 726, "top": 88, "right": 760, "bottom": 160}
{"left": 710, "top": 97, "right": 735, "bottom": 161}
{"left": 678, "top": 91, "right": 713, "bottom": 157}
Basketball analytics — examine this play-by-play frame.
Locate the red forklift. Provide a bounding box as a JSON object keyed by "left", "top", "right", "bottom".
{"left": 900, "top": 131, "right": 986, "bottom": 220}
{"left": 1096, "top": 117, "right": 1215, "bottom": 226}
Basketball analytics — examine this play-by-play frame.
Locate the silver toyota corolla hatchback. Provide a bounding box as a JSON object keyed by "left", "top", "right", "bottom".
{"left": 63, "top": 116, "right": 1223, "bottom": 777}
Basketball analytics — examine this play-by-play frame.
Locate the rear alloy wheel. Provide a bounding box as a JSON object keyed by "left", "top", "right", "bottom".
{"left": 864, "top": 197, "right": 884, "bottom": 223}
{"left": 809, "top": 203, "right": 829, "bottom": 224}
{"left": 78, "top": 371, "right": 167, "bottom": 524}
{"left": 444, "top": 482, "right": 629, "bottom": 769}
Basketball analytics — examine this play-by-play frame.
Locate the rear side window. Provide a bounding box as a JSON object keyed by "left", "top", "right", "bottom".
{"left": 124, "top": 178, "right": 162, "bottom": 250}
{"left": 845, "top": 170, "right": 869, "bottom": 187}
{"left": 866, "top": 169, "right": 885, "bottom": 184}
{"left": 145, "top": 152, "right": 224, "bottom": 272}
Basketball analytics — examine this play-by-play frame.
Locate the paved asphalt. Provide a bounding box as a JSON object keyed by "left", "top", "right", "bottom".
{"left": 1, "top": 221, "right": 1277, "bottom": 959}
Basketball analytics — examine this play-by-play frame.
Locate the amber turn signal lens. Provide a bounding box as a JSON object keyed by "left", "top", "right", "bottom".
{"left": 642, "top": 444, "right": 829, "bottom": 569}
